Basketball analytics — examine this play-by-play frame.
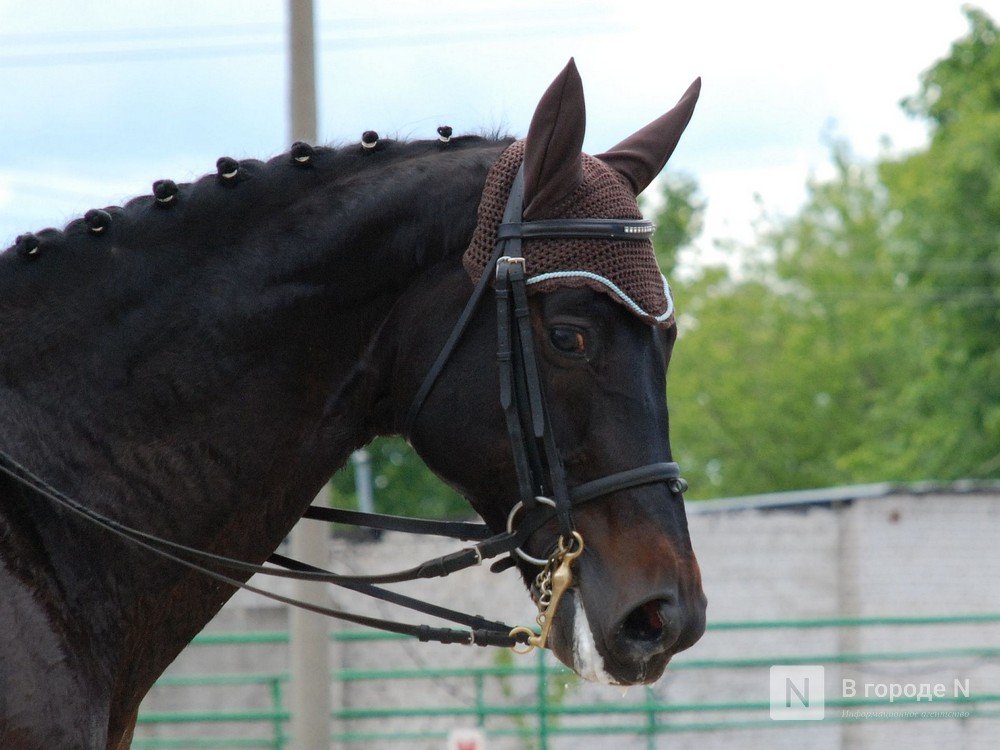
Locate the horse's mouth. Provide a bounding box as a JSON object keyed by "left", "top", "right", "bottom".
{"left": 546, "top": 589, "right": 673, "bottom": 686}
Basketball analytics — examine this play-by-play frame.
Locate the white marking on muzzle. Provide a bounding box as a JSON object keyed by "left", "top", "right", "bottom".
{"left": 571, "top": 596, "right": 617, "bottom": 684}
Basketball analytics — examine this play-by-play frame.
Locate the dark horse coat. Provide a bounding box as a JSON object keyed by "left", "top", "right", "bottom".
{"left": 0, "top": 61, "right": 706, "bottom": 748}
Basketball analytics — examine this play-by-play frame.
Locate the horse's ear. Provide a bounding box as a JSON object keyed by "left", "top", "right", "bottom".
{"left": 523, "top": 58, "right": 586, "bottom": 219}
{"left": 596, "top": 77, "right": 702, "bottom": 195}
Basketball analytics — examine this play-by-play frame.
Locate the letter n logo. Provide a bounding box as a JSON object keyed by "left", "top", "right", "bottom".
{"left": 769, "top": 665, "right": 825, "bottom": 720}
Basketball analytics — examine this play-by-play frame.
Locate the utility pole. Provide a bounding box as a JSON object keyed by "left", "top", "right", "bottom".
{"left": 287, "top": 3, "right": 329, "bottom": 749}
{"left": 289, "top": 0, "right": 317, "bottom": 146}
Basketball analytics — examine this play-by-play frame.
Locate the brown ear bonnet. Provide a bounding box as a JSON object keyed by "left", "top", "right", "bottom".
{"left": 462, "top": 61, "right": 700, "bottom": 328}
{"left": 462, "top": 140, "right": 674, "bottom": 325}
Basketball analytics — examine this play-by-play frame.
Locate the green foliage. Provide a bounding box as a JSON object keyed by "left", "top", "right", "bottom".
{"left": 664, "top": 149, "right": 930, "bottom": 495}
{"left": 328, "top": 436, "right": 470, "bottom": 518}
{"left": 882, "top": 7, "right": 1000, "bottom": 357}
{"left": 879, "top": 5, "right": 1000, "bottom": 476}
{"left": 900, "top": 7, "right": 1000, "bottom": 127}
{"left": 330, "top": 7, "right": 999, "bottom": 514}
{"left": 647, "top": 172, "right": 706, "bottom": 276}
{"left": 661, "top": 7, "right": 1000, "bottom": 496}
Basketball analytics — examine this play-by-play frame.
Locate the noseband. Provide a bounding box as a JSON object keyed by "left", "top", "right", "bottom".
{"left": 0, "top": 164, "right": 689, "bottom": 653}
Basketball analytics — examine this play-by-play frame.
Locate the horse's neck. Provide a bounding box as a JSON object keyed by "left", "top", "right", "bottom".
{"left": 3, "top": 139, "right": 503, "bottom": 526}
{"left": 0, "top": 139, "right": 503, "bottom": 708}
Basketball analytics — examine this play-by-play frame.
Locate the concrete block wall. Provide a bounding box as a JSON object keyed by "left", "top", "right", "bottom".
{"left": 135, "top": 486, "right": 1000, "bottom": 749}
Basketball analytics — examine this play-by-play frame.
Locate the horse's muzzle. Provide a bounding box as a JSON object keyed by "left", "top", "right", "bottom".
{"left": 548, "top": 583, "right": 707, "bottom": 685}
{"left": 610, "top": 589, "right": 707, "bottom": 675}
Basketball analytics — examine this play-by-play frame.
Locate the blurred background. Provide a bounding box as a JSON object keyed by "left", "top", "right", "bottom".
{"left": 3, "top": 1, "right": 998, "bottom": 748}
{"left": 2, "top": 0, "right": 996, "bottom": 507}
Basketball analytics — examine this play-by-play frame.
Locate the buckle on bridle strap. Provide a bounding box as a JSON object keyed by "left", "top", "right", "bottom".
{"left": 496, "top": 255, "right": 526, "bottom": 277}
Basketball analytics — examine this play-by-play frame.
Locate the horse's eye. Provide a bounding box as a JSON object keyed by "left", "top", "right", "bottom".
{"left": 549, "top": 327, "right": 586, "bottom": 355}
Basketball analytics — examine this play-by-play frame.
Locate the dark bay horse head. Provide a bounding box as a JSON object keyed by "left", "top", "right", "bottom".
{"left": 394, "top": 61, "right": 706, "bottom": 684}
{"left": 0, "top": 59, "right": 704, "bottom": 747}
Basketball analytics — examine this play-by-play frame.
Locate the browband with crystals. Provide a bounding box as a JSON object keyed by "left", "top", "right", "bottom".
{"left": 497, "top": 218, "right": 655, "bottom": 241}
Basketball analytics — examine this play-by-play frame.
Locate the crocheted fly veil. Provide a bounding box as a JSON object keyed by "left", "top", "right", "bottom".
{"left": 463, "top": 141, "right": 673, "bottom": 325}
{"left": 463, "top": 61, "right": 701, "bottom": 328}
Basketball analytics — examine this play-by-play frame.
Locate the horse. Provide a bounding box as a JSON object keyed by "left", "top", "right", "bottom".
{"left": 0, "top": 60, "right": 707, "bottom": 748}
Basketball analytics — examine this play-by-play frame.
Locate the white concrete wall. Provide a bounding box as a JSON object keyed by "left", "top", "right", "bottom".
{"left": 135, "top": 486, "right": 1000, "bottom": 750}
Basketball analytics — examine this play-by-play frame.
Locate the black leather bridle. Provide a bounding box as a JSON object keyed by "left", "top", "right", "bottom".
{"left": 403, "top": 165, "right": 687, "bottom": 558}
{"left": 0, "top": 164, "right": 688, "bottom": 651}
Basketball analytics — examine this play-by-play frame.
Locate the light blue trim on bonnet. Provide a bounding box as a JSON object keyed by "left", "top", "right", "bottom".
{"left": 525, "top": 270, "right": 674, "bottom": 323}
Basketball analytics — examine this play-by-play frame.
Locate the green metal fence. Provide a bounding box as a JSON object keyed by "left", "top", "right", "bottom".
{"left": 133, "top": 612, "right": 1000, "bottom": 749}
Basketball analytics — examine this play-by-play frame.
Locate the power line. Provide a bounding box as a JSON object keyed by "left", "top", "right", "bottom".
{"left": 0, "top": 23, "right": 276, "bottom": 45}
{"left": 0, "top": 18, "right": 624, "bottom": 69}
{"left": 0, "top": 4, "right": 612, "bottom": 46}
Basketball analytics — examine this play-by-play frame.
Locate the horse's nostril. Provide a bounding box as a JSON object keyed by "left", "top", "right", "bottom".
{"left": 620, "top": 598, "right": 674, "bottom": 643}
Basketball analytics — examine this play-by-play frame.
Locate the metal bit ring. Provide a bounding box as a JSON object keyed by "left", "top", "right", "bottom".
{"left": 505, "top": 496, "right": 557, "bottom": 565}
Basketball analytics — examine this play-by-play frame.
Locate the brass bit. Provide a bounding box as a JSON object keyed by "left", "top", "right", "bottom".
{"left": 510, "top": 532, "right": 584, "bottom": 654}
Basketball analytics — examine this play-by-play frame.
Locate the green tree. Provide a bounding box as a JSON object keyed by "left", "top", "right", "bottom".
{"left": 661, "top": 147, "right": 936, "bottom": 496}
{"left": 646, "top": 172, "right": 706, "bottom": 277}
{"left": 879, "top": 6, "right": 1000, "bottom": 476}
{"left": 329, "top": 437, "right": 469, "bottom": 518}
{"left": 332, "top": 8, "right": 1000, "bottom": 514}
{"left": 658, "top": 7, "right": 1000, "bottom": 497}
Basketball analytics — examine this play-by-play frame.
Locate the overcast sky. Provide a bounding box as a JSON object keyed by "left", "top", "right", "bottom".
{"left": 0, "top": 0, "right": 985, "bottom": 268}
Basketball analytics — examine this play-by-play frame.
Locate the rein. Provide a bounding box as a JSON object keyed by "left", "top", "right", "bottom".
{"left": 0, "top": 163, "right": 688, "bottom": 652}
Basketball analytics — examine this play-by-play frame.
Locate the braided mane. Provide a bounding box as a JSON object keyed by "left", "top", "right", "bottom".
{"left": 1, "top": 135, "right": 512, "bottom": 295}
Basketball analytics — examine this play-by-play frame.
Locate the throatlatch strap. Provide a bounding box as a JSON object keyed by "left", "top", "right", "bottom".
{"left": 403, "top": 242, "right": 500, "bottom": 436}
{"left": 403, "top": 239, "right": 504, "bottom": 437}
{"left": 403, "top": 166, "right": 526, "bottom": 440}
